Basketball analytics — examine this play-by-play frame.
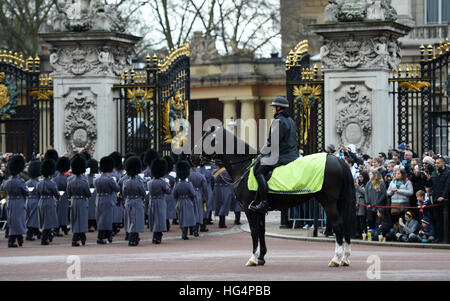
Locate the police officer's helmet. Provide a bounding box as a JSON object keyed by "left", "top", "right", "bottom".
{"left": 270, "top": 97, "right": 290, "bottom": 108}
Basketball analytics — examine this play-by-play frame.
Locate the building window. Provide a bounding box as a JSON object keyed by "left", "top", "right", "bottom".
{"left": 427, "top": 0, "right": 450, "bottom": 24}
{"left": 434, "top": 117, "right": 448, "bottom": 155}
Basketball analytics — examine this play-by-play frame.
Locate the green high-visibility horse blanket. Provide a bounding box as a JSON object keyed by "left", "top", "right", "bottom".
{"left": 248, "top": 153, "right": 327, "bottom": 195}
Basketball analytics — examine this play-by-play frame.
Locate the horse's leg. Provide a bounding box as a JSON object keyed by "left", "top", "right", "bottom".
{"left": 257, "top": 213, "right": 267, "bottom": 266}
{"left": 245, "top": 211, "right": 260, "bottom": 266}
{"left": 322, "top": 202, "right": 344, "bottom": 267}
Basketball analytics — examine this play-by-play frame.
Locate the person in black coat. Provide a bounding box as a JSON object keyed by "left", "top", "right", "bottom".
{"left": 67, "top": 156, "right": 91, "bottom": 246}
{"left": 251, "top": 97, "right": 298, "bottom": 214}
{"left": 429, "top": 157, "right": 449, "bottom": 242}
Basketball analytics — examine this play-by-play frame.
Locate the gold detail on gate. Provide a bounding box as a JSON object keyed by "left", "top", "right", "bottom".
{"left": 29, "top": 74, "right": 54, "bottom": 100}
{"left": 293, "top": 81, "right": 322, "bottom": 148}
{"left": 127, "top": 87, "right": 154, "bottom": 113}
{"left": 286, "top": 40, "right": 309, "bottom": 70}
{"left": 162, "top": 90, "right": 189, "bottom": 148}
{"left": 158, "top": 41, "right": 190, "bottom": 73}
{"left": 0, "top": 72, "right": 9, "bottom": 110}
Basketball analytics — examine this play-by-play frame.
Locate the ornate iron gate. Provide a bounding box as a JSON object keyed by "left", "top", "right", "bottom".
{"left": 0, "top": 51, "right": 53, "bottom": 160}
{"left": 114, "top": 42, "right": 190, "bottom": 156}
{"left": 390, "top": 42, "right": 449, "bottom": 156}
{"left": 286, "top": 40, "right": 325, "bottom": 155}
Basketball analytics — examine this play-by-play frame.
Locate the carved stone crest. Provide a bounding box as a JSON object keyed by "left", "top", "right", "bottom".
{"left": 324, "top": 0, "right": 397, "bottom": 23}
{"left": 64, "top": 89, "right": 97, "bottom": 155}
{"left": 50, "top": 46, "right": 131, "bottom": 76}
{"left": 321, "top": 37, "right": 400, "bottom": 70}
{"left": 335, "top": 84, "right": 372, "bottom": 153}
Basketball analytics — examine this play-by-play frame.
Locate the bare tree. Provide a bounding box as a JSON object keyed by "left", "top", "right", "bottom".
{"left": 143, "top": 0, "right": 280, "bottom": 58}
{"left": 0, "top": 0, "right": 57, "bottom": 56}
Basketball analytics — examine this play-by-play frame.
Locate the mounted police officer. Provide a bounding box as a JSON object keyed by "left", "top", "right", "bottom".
{"left": 250, "top": 96, "right": 298, "bottom": 214}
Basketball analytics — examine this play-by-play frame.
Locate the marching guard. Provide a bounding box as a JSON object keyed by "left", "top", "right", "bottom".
{"left": 110, "top": 152, "right": 124, "bottom": 236}
{"left": 199, "top": 161, "right": 214, "bottom": 225}
{"left": 148, "top": 159, "right": 171, "bottom": 244}
{"left": 37, "top": 159, "right": 60, "bottom": 245}
{"left": 173, "top": 161, "right": 196, "bottom": 240}
{"left": 123, "top": 157, "right": 146, "bottom": 246}
{"left": 213, "top": 168, "right": 234, "bottom": 228}
{"left": 25, "top": 160, "right": 42, "bottom": 241}
{"left": 164, "top": 155, "right": 177, "bottom": 230}
{"left": 67, "top": 156, "right": 91, "bottom": 246}
{"left": 1, "top": 155, "right": 28, "bottom": 247}
{"left": 87, "top": 159, "right": 98, "bottom": 232}
{"left": 188, "top": 160, "right": 209, "bottom": 235}
{"left": 94, "top": 156, "right": 120, "bottom": 244}
{"left": 53, "top": 156, "right": 71, "bottom": 236}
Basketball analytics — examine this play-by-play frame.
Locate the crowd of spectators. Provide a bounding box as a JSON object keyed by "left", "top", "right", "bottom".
{"left": 322, "top": 142, "right": 449, "bottom": 243}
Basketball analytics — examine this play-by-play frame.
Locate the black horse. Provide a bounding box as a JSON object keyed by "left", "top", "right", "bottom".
{"left": 197, "top": 126, "right": 356, "bottom": 267}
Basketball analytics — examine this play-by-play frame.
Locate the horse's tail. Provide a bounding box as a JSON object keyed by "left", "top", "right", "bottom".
{"left": 336, "top": 157, "right": 356, "bottom": 244}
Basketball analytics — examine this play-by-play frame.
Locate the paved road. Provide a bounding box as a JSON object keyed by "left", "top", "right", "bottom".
{"left": 1, "top": 214, "right": 450, "bottom": 281}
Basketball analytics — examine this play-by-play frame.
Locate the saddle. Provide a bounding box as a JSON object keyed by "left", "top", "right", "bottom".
{"left": 248, "top": 153, "right": 327, "bottom": 195}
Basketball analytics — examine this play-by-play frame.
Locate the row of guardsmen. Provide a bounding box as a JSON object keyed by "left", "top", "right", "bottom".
{"left": 0, "top": 149, "right": 243, "bottom": 247}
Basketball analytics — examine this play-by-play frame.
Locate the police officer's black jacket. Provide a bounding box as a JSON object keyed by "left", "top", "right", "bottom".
{"left": 430, "top": 166, "right": 449, "bottom": 202}
{"left": 264, "top": 110, "right": 298, "bottom": 166}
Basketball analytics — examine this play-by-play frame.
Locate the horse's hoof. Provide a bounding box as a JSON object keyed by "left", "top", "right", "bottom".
{"left": 328, "top": 260, "right": 340, "bottom": 267}
{"left": 246, "top": 260, "right": 257, "bottom": 267}
{"left": 340, "top": 259, "right": 350, "bottom": 267}
{"left": 257, "top": 259, "right": 265, "bottom": 266}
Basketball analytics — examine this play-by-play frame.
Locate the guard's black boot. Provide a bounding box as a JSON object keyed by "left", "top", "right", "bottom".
{"left": 200, "top": 220, "right": 209, "bottom": 232}
{"left": 53, "top": 227, "right": 63, "bottom": 237}
{"left": 207, "top": 212, "right": 214, "bottom": 224}
{"left": 125, "top": 232, "right": 129, "bottom": 240}
{"left": 128, "top": 233, "right": 137, "bottom": 246}
{"left": 166, "top": 219, "right": 171, "bottom": 232}
{"left": 107, "top": 231, "right": 113, "bottom": 243}
{"left": 182, "top": 227, "right": 189, "bottom": 240}
{"left": 97, "top": 230, "right": 106, "bottom": 244}
{"left": 8, "top": 236, "right": 18, "bottom": 248}
{"left": 152, "top": 232, "right": 157, "bottom": 244}
{"left": 156, "top": 232, "right": 162, "bottom": 244}
{"left": 218, "top": 216, "right": 227, "bottom": 228}
{"left": 72, "top": 234, "right": 80, "bottom": 247}
{"left": 26, "top": 228, "right": 35, "bottom": 241}
{"left": 189, "top": 227, "right": 194, "bottom": 235}
{"left": 5, "top": 225, "right": 9, "bottom": 238}
{"left": 194, "top": 224, "right": 199, "bottom": 237}
{"left": 250, "top": 174, "right": 271, "bottom": 214}
{"left": 36, "top": 230, "right": 41, "bottom": 240}
{"left": 41, "top": 230, "right": 49, "bottom": 245}
{"left": 80, "top": 233, "right": 86, "bottom": 246}
{"left": 62, "top": 226, "right": 69, "bottom": 235}
{"left": 17, "top": 235, "right": 23, "bottom": 247}
{"left": 172, "top": 218, "right": 179, "bottom": 225}
{"left": 234, "top": 212, "right": 241, "bottom": 225}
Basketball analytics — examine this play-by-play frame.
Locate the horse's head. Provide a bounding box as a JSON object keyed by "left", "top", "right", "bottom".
{"left": 196, "top": 125, "right": 258, "bottom": 180}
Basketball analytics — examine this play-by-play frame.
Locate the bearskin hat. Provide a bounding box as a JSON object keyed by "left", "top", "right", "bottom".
{"left": 56, "top": 156, "right": 71, "bottom": 173}
{"left": 28, "top": 160, "right": 42, "bottom": 179}
{"left": 41, "top": 159, "right": 56, "bottom": 178}
{"left": 125, "top": 156, "right": 142, "bottom": 177}
{"left": 151, "top": 159, "right": 168, "bottom": 179}
{"left": 144, "top": 149, "right": 160, "bottom": 167}
{"left": 99, "top": 156, "right": 114, "bottom": 173}
{"left": 164, "top": 155, "right": 175, "bottom": 173}
{"left": 109, "top": 151, "right": 123, "bottom": 170}
{"left": 176, "top": 160, "right": 190, "bottom": 181}
{"left": 71, "top": 155, "right": 87, "bottom": 175}
{"left": 44, "top": 149, "right": 59, "bottom": 162}
{"left": 87, "top": 159, "right": 99, "bottom": 174}
{"left": 8, "top": 155, "right": 25, "bottom": 176}
{"left": 80, "top": 150, "right": 91, "bottom": 161}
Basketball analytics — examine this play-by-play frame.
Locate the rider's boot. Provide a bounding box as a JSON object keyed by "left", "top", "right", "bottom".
{"left": 250, "top": 174, "right": 270, "bottom": 214}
